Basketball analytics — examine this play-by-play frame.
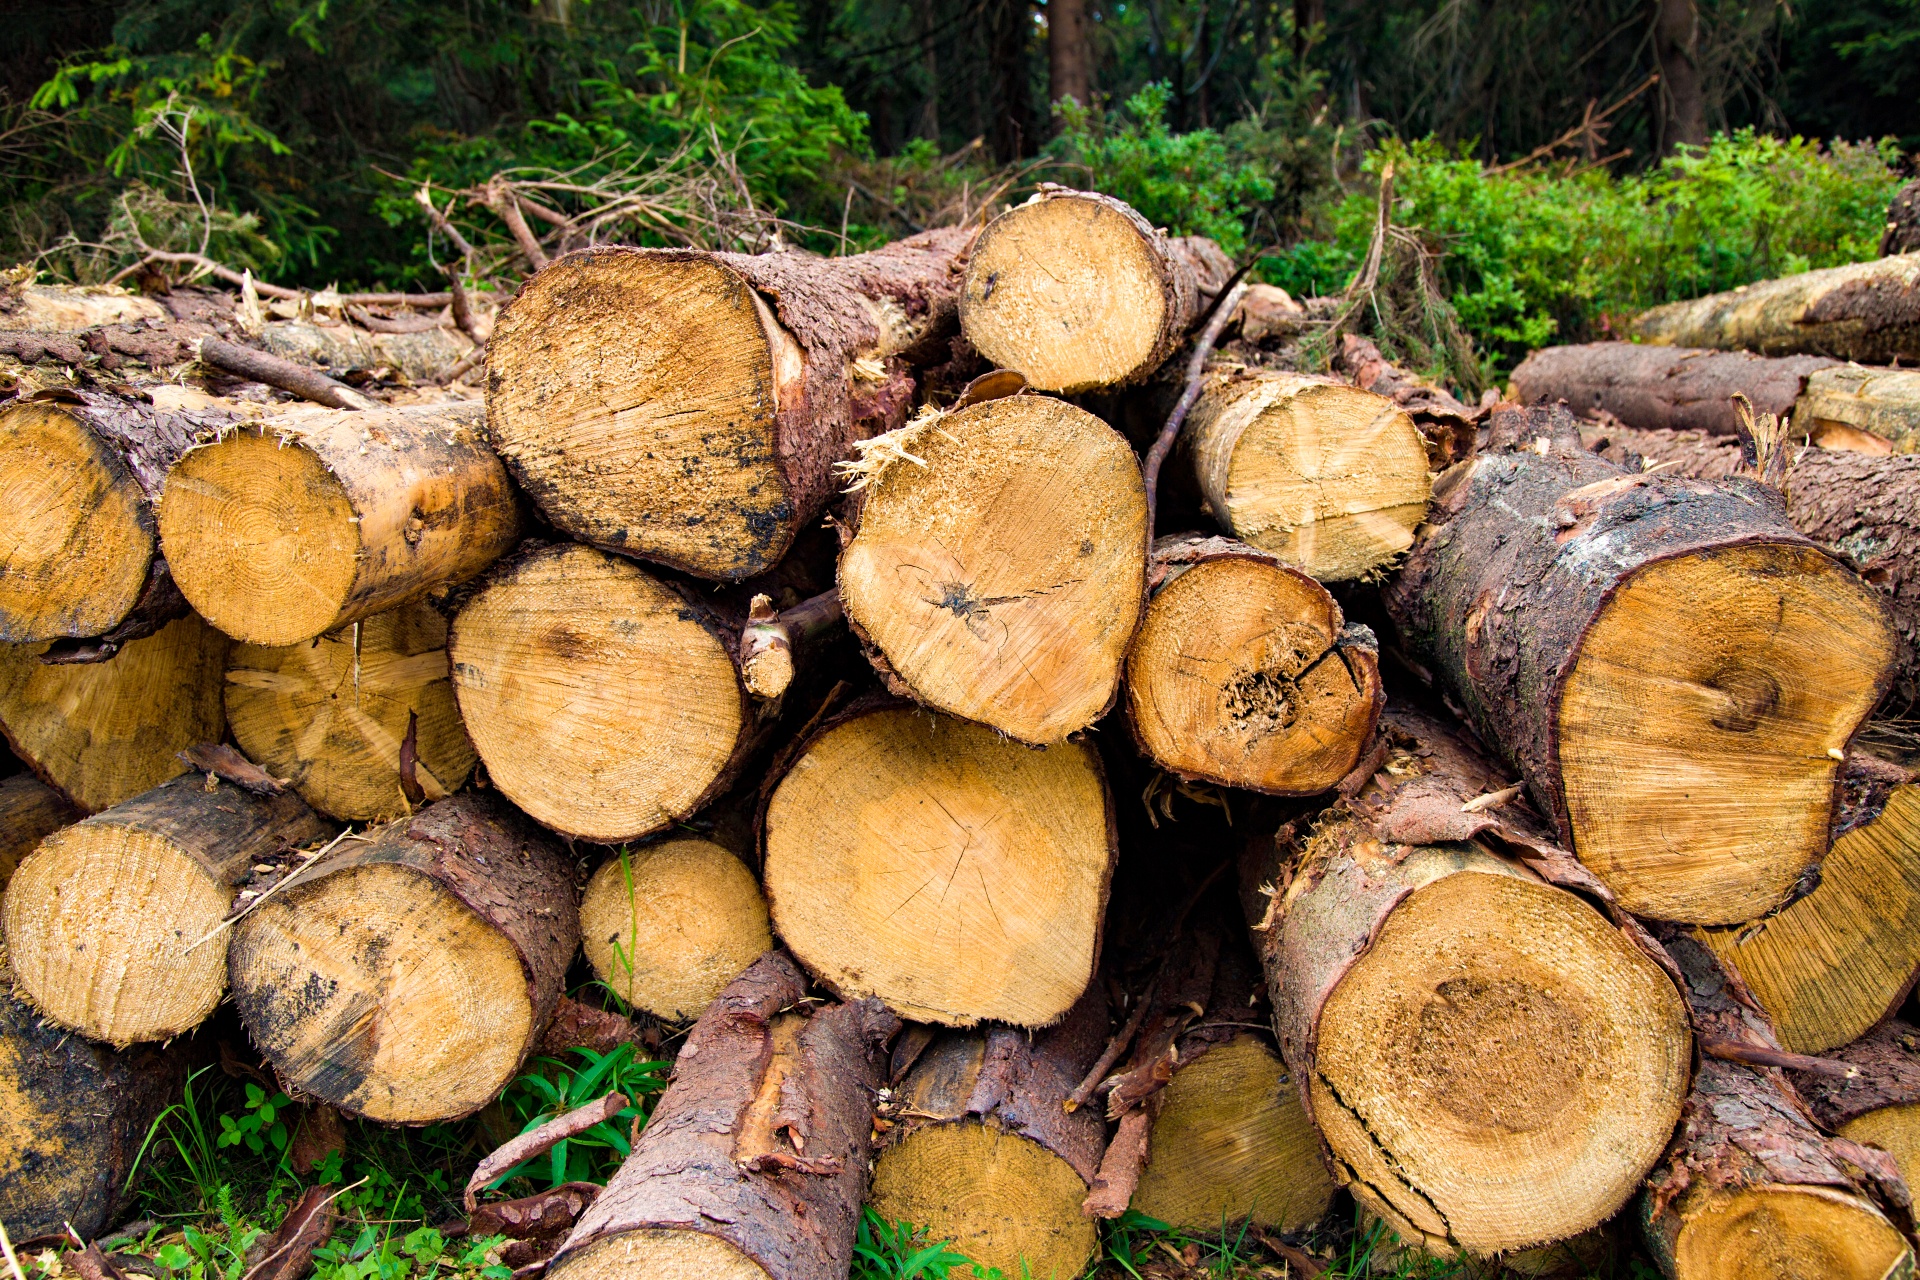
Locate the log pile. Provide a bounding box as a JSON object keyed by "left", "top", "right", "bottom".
{"left": 6, "top": 188, "right": 1920, "bottom": 1280}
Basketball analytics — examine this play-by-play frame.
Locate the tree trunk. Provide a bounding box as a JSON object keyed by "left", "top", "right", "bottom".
{"left": 761, "top": 698, "right": 1116, "bottom": 1028}
{"left": 1585, "top": 423, "right": 1920, "bottom": 709}
{"left": 1047, "top": 0, "right": 1092, "bottom": 108}
{"left": 1792, "top": 1018, "right": 1920, "bottom": 1192}
{"left": 1640, "top": 932, "right": 1914, "bottom": 1280}
{"left": 0, "top": 388, "right": 240, "bottom": 653}
{"left": 917, "top": 0, "right": 941, "bottom": 139}
{"left": 157, "top": 402, "right": 519, "bottom": 646}
{"left": 0, "top": 613, "right": 230, "bottom": 813}
{"left": 2, "top": 771, "right": 328, "bottom": 1046}
{"left": 486, "top": 230, "right": 972, "bottom": 582}
{"left": 1511, "top": 342, "right": 1920, "bottom": 453}
{"left": 0, "top": 773, "right": 77, "bottom": 895}
{"left": 1186, "top": 368, "right": 1432, "bottom": 581}
{"left": 549, "top": 953, "right": 899, "bottom": 1280}
{"left": 1632, "top": 252, "right": 1920, "bottom": 365}
{"left": 1883, "top": 180, "right": 1920, "bottom": 257}
{"left": 838, "top": 394, "right": 1148, "bottom": 744}
{"left": 869, "top": 987, "right": 1109, "bottom": 1280}
{"left": 259, "top": 319, "right": 474, "bottom": 385}
{"left": 448, "top": 542, "right": 759, "bottom": 843}
{"left": 224, "top": 601, "right": 475, "bottom": 822}
{"left": 1652, "top": 0, "right": 1707, "bottom": 155}
{"left": 1696, "top": 784, "right": 1920, "bottom": 1055}
{"left": 960, "top": 187, "right": 1233, "bottom": 392}
{"left": 579, "top": 838, "right": 772, "bottom": 1022}
{"left": 0, "top": 971, "right": 188, "bottom": 1241}
{"left": 1242, "top": 701, "right": 1693, "bottom": 1257}
{"left": 229, "top": 792, "right": 578, "bottom": 1123}
{"left": 988, "top": 0, "right": 1036, "bottom": 161}
{"left": 1383, "top": 404, "right": 1898, "bottom": 925}
{"left": 1124, "top": 534, "right": 1383, "bottom": 794}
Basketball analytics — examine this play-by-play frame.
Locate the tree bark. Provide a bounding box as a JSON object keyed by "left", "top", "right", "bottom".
{"left": 1242, "top": 701, "right": 1693, "bottom": 1257}
{"left": 1632, "top": 252, "right": 1920, "bottom": 365}
{"left": 1884, "top": 180, "right": 1920, "bottom": 258}
{"left": 837, "top": 394, "right": 1148, "bottom": 744}
{"left": 870, "top": 987, "right": 1109, "bottom": 1280}
{"left": 961, "top": 187, "right": 1233, "bottom": 392}
{"left": 229, "top": 791, "right": 578, "bottom": 1123}
{"left": 1640, "top": 932, "right": 1914, "bottom": 1280}
{"left": 3, "top": 770, "right": 328, "bottom": 1046}
{"left": 1383, "top": 404, "right": 1898, "bottom": 925}
{"left": 1586, "top": 422, "right": 1920, "bottom": 709}
{"left": 1792, "top": 1019, "right": 1920, "bottom": 1192}
{"left": 1124, "top": 534, "right": 1383, "bottom": 794}
{"left": 258, "top": 319, "right": 475, "bottom": 385}
{"left": 0, "top": 773, "right": 77, "bottom": 895}
{"left": 1653, "top": 0, "right": 1708, "bottom": 155}
{"left": 1795, "top": 364, "right": 1920, "bottom": 453}
{"left": 1047, "top": 0, "right": 1092, "bottom": 109}
{"left": 486, "top": 230, "right": 972, "bottom": 582}
{"left": 988, "top": 0, "right": 1037, "bottom": 160}
{"left": 760, "top": 697, "right": 1116, "bottom": 1028}
{"left": 549, "top": 953, "right": 899, "bottom": 1280}
{"left": 0, "top": 613, "right": 230, "bottom": 813}
{"left": 158, "top": 402, "right": 519, "bottom": 646}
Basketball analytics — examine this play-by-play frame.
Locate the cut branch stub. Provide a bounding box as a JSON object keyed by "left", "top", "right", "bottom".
{"left": 1188, "top": 369, "right": 1432, "bottom": 582}
{"left": 761, "top": 700, "right": 1115, "bottom": 1027}
{"left": 1384, "top": 404, "right": 1897, "bottom": 924}
{"left": 2, "top": 771, "right": 329, "bottom": 1046}
{"left": 158, "top": 403, "right": 519, "bottom": 646}
{"left": 959, "top": 186, "right": 1230, "bottom": 392}
{"left": 838, "top": 395, "right": 1147, "bottom": 745}
{"left": 448, "top": 543, "right": 752, "bottom": 843}
{"left": 229, "top": 792, "right": 578, "bottom": 1123}
{"left": 1793, "top": 1019, "right": 1920, "bottom": 1192}
{"left": 1126, "top": 534, "right": 1384, "bottom": 794}
{"left": 485, "top": 231, "right": 971, "bottom": 582}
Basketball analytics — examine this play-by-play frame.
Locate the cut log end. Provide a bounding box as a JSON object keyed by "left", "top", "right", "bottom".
{"left": 764, "top": 704, "right": 1112, "bottom": 1027}
{"left": 450, "top": 544, "right": 746, "bottom": 842}
{"left": 554, "top": 1229, "right": 770, "bottom": 1280}
{"left": 1558, "top": 541, "right": 1896, "bottom": 924}
{"left": 1839, "top": 1104, "right": 1920, "bottom": 1191}
{"left": 580, "top": 839, "right": 772, "bottom": 1022}
{"left": 0, "top": 400, "right": 153, "bottom": 643}
{"left": 1660, "top": 1185, "right": 1910, "bottom": 1280}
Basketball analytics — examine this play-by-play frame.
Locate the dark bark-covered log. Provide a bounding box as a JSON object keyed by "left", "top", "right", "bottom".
{"left": 579, "top": 838, "right": 771, "bottom": 1022}
{"left": 1243, "top": 702, "right": 1692, "bottom": 1257}
{"left": 548, "top": 953, "right": 898, "bottom": 1280}
{"left": 1384, "top": 404, "right": 1898, "bottom": 924}
{"left": 1640, "top": 933, "right": 1914, "bottom": 1280}
{"left": 870, "top": 988, "right": 1109, "bottom": 1280}
{"left": 229, "top": 792, "right": 578, "bottom": 1122}
{"left": 1793, "top": 1019, "right": 1920, "bottom": 1191}
{"left": 960, "top": 187, "right": 1231, "bottom": 393}
{"left": 0, "top": 388, "right": 242, "bottom": 650}
{"left": 837, "top": 394, "right": 1147, "bottom": 744}
{"left": 1124, "top": 534, "right": 1383, "bottom": 794}
{"left": 1886, "top": 180, "right": 1920, "bottom": 258}
{"left": 0, "top": 971, "right": 188, "bottom": 1241}
{"left": 486, "top": 230, "right": 972, "bottom": 582}
{"left": 2, "top": 771, "right": 328, "bottom": 1045}
{"left": 0, "top": 613, "right": 230, "bottom": 813}
{"left": 1632, "top": 252, "right": 1920, "bottom": 364}
{"left": 158, "top": 402, "right": 520, "bottom": 646}
{"left": 761, "top": 698, "right": 1116, "bottom": 1028}
{"left": 0, "top": 773, "right": 77, "bottom": 895}
{"left": 1587, "top": 423, "right": 1920, "bottom": 709}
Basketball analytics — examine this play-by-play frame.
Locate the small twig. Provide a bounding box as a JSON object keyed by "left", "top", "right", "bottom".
{"left": 466, "top": 1092, "right": 628, "bottom": 1212}
{"left": 1460, "top": 782, "right": 1525, "bottom": 814}
{"left": 1700, "top": 1037, "right": 1859, "bottom": 1079}
{"left": 485, "top": 177, "right": 551, "bottom": 270}
{"left": 1252, "top": 1230, "right": 1326, "bottom": 1278}
{"left": 1143, "top": 277, "right": 1249, "bottom": 542}
{"left": 235, "top": 1179, "right": 364, "bottom": 1280}
{"left": 1066, "top": 974, "right": 1159, "bottom": 1112}
{"left": 187, "top": 829, "right": 357, "bottom": 951}
{"left": 194, "top": 337, "right": 377, "bottom": 411}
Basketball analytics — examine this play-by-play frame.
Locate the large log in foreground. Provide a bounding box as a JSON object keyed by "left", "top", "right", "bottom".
{"left": 1385, "top": 405, "right": 1897, "bottom": 924}
{"left": 230, "top": 792, "right": 577, "bottom": 1122}
{"left": 838, "top": 394, "right": 1147, "bottom": 745}
{"left": 1641, "top": 934, "right": 1914, "bottom": 1280}
{"left": 959, "top": 186, "right": 1230, "bottom": 393}
{"left": 1632, "top": 252, "right": 1920, "bottom": 364}
{"left": 1794, "top": 1019, "right": 1920, "bottom": 1190}
{"left": 1247, "top": 704, "right": 1692, "bottom": 1257}
{"left": 157, "top": 403, "right": 519, "bottom": 645}
{"left": 3, "top": 772, "right": 328, "bottom": 1045}
{"left": 487, "top": 230, "right": 970, "bottom": 582}
{"left": 1125, "top": 534, "right": 1383, "bottom": 794}
{"left": 549, "top": 953, "right": 897, "bottom": 1280}
{"left": 761, "top": 701, "right": 1114, "bottom": 1028}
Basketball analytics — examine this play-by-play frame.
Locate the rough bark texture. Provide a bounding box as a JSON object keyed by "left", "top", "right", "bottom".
{"left": 1794, "top": 1020, "right": 1920, "bottom": 1131}
{"left": 1653, "top": 0, "right": 1707, "bottom": 153}
{"left": 1046, "top": 0, "right": 1092, "bottom": 107}
{"left": 549, "top": 952, "right": 899, "bottom": 1280}
{"left": 1886, "top": 180, "right": 1920, "bottom": 258}
{"left": 260, "top": 320, "right": 474, "bottom": 384}
{"left": 1511, "top": 343, "right": 1838, "bottom": 437}
{"left": 0, "top": 772, "right": 78, "bottom": 894}
{"left": 1588, "top": 423, "right": 1920, "bottom": 709}
{"left": 1633, "top": 252, "right": 1920, "bottom": 364}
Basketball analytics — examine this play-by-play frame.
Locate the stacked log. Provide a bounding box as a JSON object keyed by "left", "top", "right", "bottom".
{"left": 1632, "top": 252, "right": 1920, "bottom": 364}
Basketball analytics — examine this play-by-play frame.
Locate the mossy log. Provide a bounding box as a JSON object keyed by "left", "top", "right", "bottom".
{"left": 548, "top": 952, "right": 898, "bottom": 1280}
{"left": 1125, "top": 534, "right": 1383, "bottom": 794}
{"left": 229, "top": 792, "right": 578, "bottom": 1123}
{"left": 486, "top": 230, "right": 971, "bottom": 582}
{"left": 1793, "top": 1019, "right": 1920, "bottom": 1192}
{"left": 0, "top": 773, "right": 77, "bottom": 896}
{"left": 1384, "top": 404, "right": 1897, "bottom": 924}
{"left": 158, "top": 402, "right": 519, "bottom": 646}
{"left": 1632, "top": 252, "right": 1920, "bottom": 364}
{"left": 2, "top": 771, "right": 328, "bottom": 1045}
